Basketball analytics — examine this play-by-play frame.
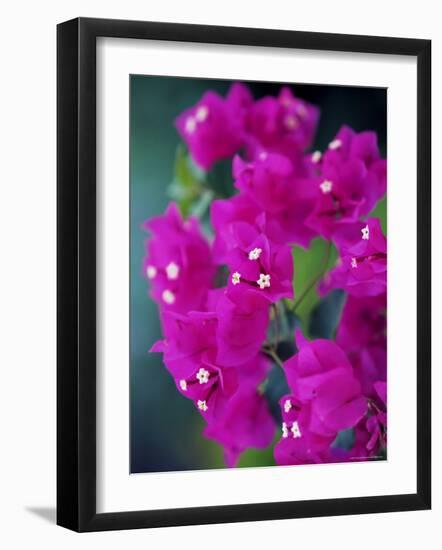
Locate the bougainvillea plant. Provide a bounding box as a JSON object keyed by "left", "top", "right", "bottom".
{"left": 144, "top": 82, "right": 387, "bottom": 467}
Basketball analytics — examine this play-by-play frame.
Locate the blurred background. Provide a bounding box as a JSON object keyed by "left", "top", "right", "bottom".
{"left": 130, "top": 75, "right": 386, "bottom": 474}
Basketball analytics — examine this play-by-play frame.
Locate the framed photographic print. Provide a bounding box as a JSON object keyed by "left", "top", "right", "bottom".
{"left": 57, "top": 17, "right": 431, "bottom": 532}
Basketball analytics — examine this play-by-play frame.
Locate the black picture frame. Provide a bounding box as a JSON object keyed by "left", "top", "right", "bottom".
{"left": 57, "top": 17, "right": 431, "bottom": 532}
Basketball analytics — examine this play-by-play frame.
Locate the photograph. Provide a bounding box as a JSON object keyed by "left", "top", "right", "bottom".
{"left": 130, "top": 76, "right": 388, "bottom": 473}
{"left": 0, "top": 1, "right": 435, "bottom": 544}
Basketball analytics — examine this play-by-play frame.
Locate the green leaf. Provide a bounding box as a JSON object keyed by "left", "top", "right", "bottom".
{"left": 168, "top": 144, "right": 206, "bottom": 216}
{"left": 267, "top": 304, "right": 300, "bottom": 361}
{"left": 190, "top": 189, "right": 215, "bottom": 219}
{"left": 332, "top": 428, "right": 355, "bottom": 451}
{"left": 206, "top": 158, "right": 235, "bottom": 198}
{"left": 236, "top": 435, "right": 278, "bottom": 468}
{"left": 263, "top": 364, "right": 290, "bottom": 424}
{"left": 290, "top": 238, "right": 337, "bottom": 331}
{"left": 174, "top": 144, "right": 205, "bottom": 189}
{"left": 309, "top": 289, "right": 346, "bottom": 340}
{"left": 190, "top": 189, "right": 215, "bottom": 238}
{"left": 368, "top": 195, "right": 387, "bottom": 234}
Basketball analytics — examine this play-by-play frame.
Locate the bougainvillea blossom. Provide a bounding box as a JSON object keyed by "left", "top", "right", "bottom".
{"left": 175, "top": 83, "right": 252, "bottom": 170}
{"left": 144, "top": 81, "right": 387, "bottom": 468}
{"left": 320, "top": 218, "right": 387, "bottom": 296}
{"left": 143, "top": 203, "right": 215, "bottom": 315}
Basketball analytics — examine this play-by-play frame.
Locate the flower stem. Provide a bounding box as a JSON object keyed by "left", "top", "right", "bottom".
{"left": 262, "top": 346, "right": 285, "bottom": 369}
{"left": 271, "top": 303, "right": 280, "bottom": 350}
{"left": 291, "top": 240, "right": 332, "bottom": 313}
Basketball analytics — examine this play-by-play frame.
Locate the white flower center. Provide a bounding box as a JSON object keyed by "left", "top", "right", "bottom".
{"left": 185, "top": 116, "right": 197, "bottom": 134}
{"left": 231, "top": 272, "right": 241, "bottom": 285}
{"left": 197, "top": 400, "right": 208, "bottom": 412}
{"left": 146, "top": 265, "right": 157, "bottom": 279}
{"left": 179, "top": 379, "right": 187, "bottom": 391}
{"left": 257, "top": 273, "right": 271, "bottom": 290}
{"left": 162, "top": 289, "right": 176, "bottom": 305}
{"left": 259, "top": 151, "right": 268, "bottom": 160}
{"left": 284, "top": 399, "right": 292, "bottom": 413}
{"left": 291, "top": 421, "right": 302, "bottom": 438}
{"left": 320, "top": 180, "right": 333, "bottom": 194}
{"left": 311, "top": 150, "right": 322, "bottom": 164}
{"left": 196, "top": 367, "right": 210, "bottom": 384}
{"left": 284, "top": 114, "right": 299, "bottom": 130}
{"left": 329, "top": 138, "right": 342, "bottom": 150}
{"left": 165, "top": 261, "right": 180, "bottom": 280}
{"left": 195, "top": 105, "right": 209, "bottom": 122}
{"left": 248, "top": 247, "right": 262, "bottom": 260}
{"left": 282, "top": 422, "right": 289, "bottom": 438}
{"left": 351, "top": 257, "right": 358, "bottom": 269}
{"left": 361, "top": 225, "right": 370, "bottom": 240}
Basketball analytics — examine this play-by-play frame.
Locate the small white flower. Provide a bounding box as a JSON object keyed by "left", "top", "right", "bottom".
{"left": 284, "top": 114, "right": 299, "bottom": 130}
{"left": 185, "top": 116, "right": 197, "bottom": 134}
{"left": 196, "top": 367, "right": 210, "bottom": 384}
{"left": 162, "top": 289, "right": 175, "bottom": 305}
{"left": 291, "top": 421, "right": 302, "bottom": 438}
{"left": 257, "top": 273, "right": 271, "bottom": 290}
{"left": 165, "top": 261, "right": 180, "bottom": 280}
{"left": 311, "top": 150, "right": 322, "bottom": 164}
{"left": 361, "top": 225, "right": 370, "bottom": 240}
{"left": 146, "top": 265, "right": 157, "bottom": 279}
{"left": 197, "top": 400, "right": 208, "bottom": 412}
{"left": 329, "top": 138, "right": 342, "bottom": 150}
{"left": 231, "top": 272, "right": 241, "bottom": 285}
{"left": 351, "top": 257, "right": 358, "bottom": 269}
{"left": 284, "top": 399, "right": 292, "bottom": 413}
{"left": 195, "top": 105, "right": 209, "bottom": 122}
{"left": 179, "top": 379, "right": 187, "bottom": 391}
{"left": 248, "top": 247, "right": 262, "bottom": 261}
{"left": 282, "top": 422, "right": 289, "bottom": 438}
{"left": 320, "top": 180, "right": 333, "bottom": 194}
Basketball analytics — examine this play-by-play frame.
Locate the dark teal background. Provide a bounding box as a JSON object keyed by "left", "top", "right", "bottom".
{"left": 130, "top": 75, "right": 386, "bottom": 473}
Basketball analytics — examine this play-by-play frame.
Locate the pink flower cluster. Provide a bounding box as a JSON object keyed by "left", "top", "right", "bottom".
{"left": 145, "top": 82, "right": 387, "bottom": 467}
